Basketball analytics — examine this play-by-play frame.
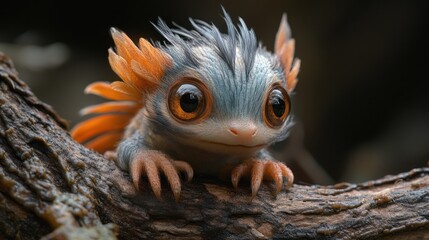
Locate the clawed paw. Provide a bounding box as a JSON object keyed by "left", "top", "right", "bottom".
{"left": 129, "top": 150, "right": 193, "bottom": 201}
{"left": 231, "top": 159, "right": 294, "bottom": 197}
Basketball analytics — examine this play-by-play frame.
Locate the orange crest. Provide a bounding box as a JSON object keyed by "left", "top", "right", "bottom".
{"left": 71, "top": 28, "right": 172, "bottom": 153}
{"left": 275, "top": 14, "right": 300, "bottom": 93}
{"left": 108, "top": 28, "right": 172, "bottom": 93}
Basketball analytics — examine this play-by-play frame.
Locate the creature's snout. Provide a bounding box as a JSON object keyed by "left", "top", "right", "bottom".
{"left": 228, "top": 121, "right": 258, "bottom": 140}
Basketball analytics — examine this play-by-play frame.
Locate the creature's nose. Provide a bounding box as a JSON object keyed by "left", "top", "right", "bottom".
{"left": 228, "top": 121, "right": 257, "bottom": 139}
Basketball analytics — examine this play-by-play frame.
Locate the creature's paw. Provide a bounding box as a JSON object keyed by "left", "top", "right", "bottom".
{"left": 129, "top": 150, "right": 193, "bottom": 201}
{"left": 231, "top": 159, "right": 294, "bottom": 197}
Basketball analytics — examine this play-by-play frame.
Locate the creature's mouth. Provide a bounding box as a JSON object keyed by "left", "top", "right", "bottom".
{"left": 200, "top": 140, "right": 266, "bottom": 149}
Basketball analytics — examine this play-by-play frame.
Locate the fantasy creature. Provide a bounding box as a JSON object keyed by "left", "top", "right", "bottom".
{"left": 71, "top": 10, "right": 300, "bottom": 201}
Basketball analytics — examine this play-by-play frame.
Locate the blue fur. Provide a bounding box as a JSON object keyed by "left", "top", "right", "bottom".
{"left": 117, "top": 10, "right": 296, "bottom": 175}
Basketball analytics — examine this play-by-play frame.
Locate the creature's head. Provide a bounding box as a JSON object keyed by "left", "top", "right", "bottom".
{"left": 146, "top": 13, "right": 299, "bottom": 156}
{"left": 107, "top": 10, "right": 300, "bottom": 155}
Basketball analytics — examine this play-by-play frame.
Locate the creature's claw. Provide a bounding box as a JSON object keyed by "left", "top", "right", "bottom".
{"left": 129, "top": 150, "right": 193, "bottom": 201}
{"left": 231, "top": 163, "right": 250, "bottom": 189}
{"left": 251, "top": 161, "right": 264, "bottom": 198}
{"left": 130, "top": 156, "right": 144, "bottom": 191}
{"left": 144, "top": 156, "right": 163, "bottom": 198}
{"left": 266, "top": 162, "right": 283, "bottom": 194}
{"left": 157, "top": 157, "right": 181, "bottom": 202}
{"left": 231, "top": 159, "right": 294, "bottom": 197}
{"left": 172, "top": 161, "right": 194, "bottom": 182}
{"left": 279, "top": 163, "right": 294, "bottom": 189}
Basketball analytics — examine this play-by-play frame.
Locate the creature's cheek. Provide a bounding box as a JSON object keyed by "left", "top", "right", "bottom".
{"left": 257, "top": 130, "right": 279, "bottom": 144}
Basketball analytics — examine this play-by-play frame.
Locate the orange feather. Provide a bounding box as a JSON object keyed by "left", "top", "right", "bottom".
{"left": 275, "top": 14, "right": 300, "bottom": 93}
{"left": 130, "top": 60, "right": 159, "bottom": 92}
{"left": 275, "top": 14, "right": 291, "bottom": 54}
{"left": 108, "top": 49, "right": 144, "bottom": 90}
{"left": 138, "top": 38, "right": 171, "bottom": 80}
{"left": 279, "top": 39, "right": 295, "bottom": 75}
{"left": 79, "top": 101, "right": 141, "bottom": 115}
{"left": 287, "top": 59, "right": 300, "bottom": 92}
{"left": 85, "top": 82, "right": 141, "bottom": 101}
{"left": 109, "top": 28, "right": 172, "bottom": 93}
{"left": 110, "top": 81, "right": 142, "bottom": 98}
{"left": 84, "top": 131, "right": 124, "bottom": 153}
{"left": 71, "top": 114, "right": 132, "bottom": 143}
{"left": 73, "top": 29, "right": 173, "bottom": 154}
{"left": 110, "top": 28, "right": 141, "bottom": 63}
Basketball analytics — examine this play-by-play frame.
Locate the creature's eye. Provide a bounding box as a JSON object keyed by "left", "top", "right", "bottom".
{"left": 263, "top": 84, "right": 291, "bottom": 128}
{"left": 168, "top": 78, "right": 212, "bottom": 123}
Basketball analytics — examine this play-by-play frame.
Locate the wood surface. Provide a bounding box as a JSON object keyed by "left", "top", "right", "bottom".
{"left": 0, "top": 53, "right": 428, "bottom": 239}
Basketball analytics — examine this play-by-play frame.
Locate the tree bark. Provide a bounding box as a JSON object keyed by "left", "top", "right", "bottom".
{"left": 0, "top": 52, "right": 428, "bottom": 240}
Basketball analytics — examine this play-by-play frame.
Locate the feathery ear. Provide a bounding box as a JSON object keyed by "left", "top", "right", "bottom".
{"left": 275, "top": 14, "right": 300, "bottom": 93}
{"left": 71, "top": 28, "right": 172, "bottom": 153}
{"left": 109, "top": 27, "right": 173, "bottom": 93}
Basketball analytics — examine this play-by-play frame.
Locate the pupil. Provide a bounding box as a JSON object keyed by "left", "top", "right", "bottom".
{"left": 180, "top": 93, "right": 199, "bottom": 113}
{"left": 272, "top": 97, "right": 285, "bottom": 117}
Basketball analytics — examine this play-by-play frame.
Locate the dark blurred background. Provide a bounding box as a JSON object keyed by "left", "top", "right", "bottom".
{"left": 1, "top": 1, "right": 428, "bottom": 184}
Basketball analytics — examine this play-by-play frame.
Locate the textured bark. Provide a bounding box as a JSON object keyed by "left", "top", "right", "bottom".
{"left": 0, "top": 52, "right": 428, "bottom": 240}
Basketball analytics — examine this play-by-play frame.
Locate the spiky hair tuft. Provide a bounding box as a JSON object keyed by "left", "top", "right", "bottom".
{"left": 153, "top": 8, "right": 258, "bottom": 77}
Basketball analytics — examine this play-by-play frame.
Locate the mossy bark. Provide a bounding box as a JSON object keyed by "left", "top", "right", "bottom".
{"left": 0, "top": 53, "right": 428, "bottom": 239}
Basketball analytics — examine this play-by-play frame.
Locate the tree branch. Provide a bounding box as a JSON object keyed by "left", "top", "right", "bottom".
{"left": 0, "top": 53, "right": 428, "bottom": 239}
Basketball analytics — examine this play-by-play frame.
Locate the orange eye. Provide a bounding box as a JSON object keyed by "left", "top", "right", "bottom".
{"left": 263, "top": 84, "right": 291, "bottom": 128}
{"left": 168, "top": 78, "right": 212, "bottom": 123}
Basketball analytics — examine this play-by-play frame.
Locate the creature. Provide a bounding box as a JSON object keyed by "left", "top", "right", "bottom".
{"left": 71, "top": 10, "right": 300, "bottom": 201}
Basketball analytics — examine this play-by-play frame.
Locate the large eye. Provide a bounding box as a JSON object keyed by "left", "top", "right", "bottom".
{"left": 263, "top": 85, "right": 291, "bottom": 128}
{"left": 168, "top": 78, "right": 212, "bottom": 122}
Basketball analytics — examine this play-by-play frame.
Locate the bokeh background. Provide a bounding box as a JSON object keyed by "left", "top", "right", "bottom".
{"left": 1, "top": 1, "right": 428, "bottom": 184}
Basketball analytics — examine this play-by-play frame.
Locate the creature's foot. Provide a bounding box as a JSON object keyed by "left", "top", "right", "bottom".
{"left": 231, "top": 159, "right": 294, "bottom": 197}
{"left": 130, "top": 150, "right": 193, "bottom": 201}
